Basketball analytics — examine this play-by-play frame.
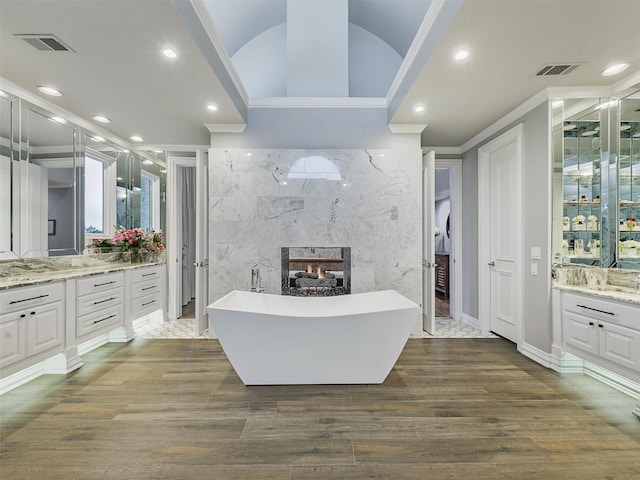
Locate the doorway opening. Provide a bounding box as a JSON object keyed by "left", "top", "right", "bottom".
{"left": 433, "top": 159, "right": 462, "bottom": 329}
{"left": 179, "top": 166, "right": 196, "bottom": 319}
{"left": 434, "top": 167, "right": 452, "bottom": 319}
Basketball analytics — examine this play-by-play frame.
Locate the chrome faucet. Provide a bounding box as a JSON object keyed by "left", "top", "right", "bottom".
{"left": 251, "top": 265, "right": 264, "bottom": 293}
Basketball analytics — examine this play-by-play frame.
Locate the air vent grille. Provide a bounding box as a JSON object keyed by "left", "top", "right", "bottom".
{"left": 15, "top": 34, "right": 74, "bottom": 52}
{"left": 535, "top": 64, "right": 580, "bottom": 76}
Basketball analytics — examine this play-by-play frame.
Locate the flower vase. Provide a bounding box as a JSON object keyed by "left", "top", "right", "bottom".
{"left": 130, "top": 249, "right": 143, "bottom": 263}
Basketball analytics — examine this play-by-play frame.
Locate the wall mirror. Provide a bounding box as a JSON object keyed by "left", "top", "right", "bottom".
{"left": 0, "top": 92, "right": 17, "bottom": 259}
{"left": 21, "top": 103, "right": 80, "bottom": 257}
{"left": 2, "top": 91, "right": 167, "bottom": 260}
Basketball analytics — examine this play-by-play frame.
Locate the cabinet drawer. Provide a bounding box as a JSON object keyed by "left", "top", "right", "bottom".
{"left": 76, "top": 272, "right": 124, "bottom": 297}
{"left": 0, "top": 313, "right": 25, "bottom": 369}
{"left": 76, "top": 287, "right": 123, "bottom": 317}
{"left": 131, "top": 279, "right": 161, "bottom": 300}
{"left": 0, "top": 282, "right": 64, "bottom": 314}
{"left": 562, "top": 292, "right": 640, "bottom": 330}
{"left": 131, "top": 266, "right": 161, "bottom": 285}
{"left": 77, "top": 304, "right": 123, "bottom": 337}
{"left": 131, "top": 292, "right": 162, "bottom": 318}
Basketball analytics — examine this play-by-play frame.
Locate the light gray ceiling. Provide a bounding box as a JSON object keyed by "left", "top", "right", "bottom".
{"left": 1, "top": 0, "right": 639, "bottom": 149}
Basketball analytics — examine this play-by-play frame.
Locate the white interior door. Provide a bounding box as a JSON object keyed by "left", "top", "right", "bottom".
{"left": 422, "top": 151, "right": 435, "bottom": 334}
{"left": 194, "top": 149, "right": 209, "bottom": 336}
{"left": 479, "top": 125, "right": 522, "bottom": 343}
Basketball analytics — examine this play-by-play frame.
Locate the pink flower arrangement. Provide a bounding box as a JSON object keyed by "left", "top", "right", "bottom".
{"left": 112, "top": 226, "right": 165, "bottom": 253}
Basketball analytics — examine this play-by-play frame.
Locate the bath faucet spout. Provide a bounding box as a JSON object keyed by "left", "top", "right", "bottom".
{"left": 251, "top": 265, "right": 264, "bottom": 293}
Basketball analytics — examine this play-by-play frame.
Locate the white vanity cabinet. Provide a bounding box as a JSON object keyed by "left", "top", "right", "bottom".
{"left": 130, "top": 265, "right": 164, "bottom": 320}
{"left": 0, "top": 282, "right": 64, "bottom": 375}
{"left": 562, "top": 292, "right": 640, "bottom": 380}
{"left": 75, "top": 272, "right": 124, "bottom": 340}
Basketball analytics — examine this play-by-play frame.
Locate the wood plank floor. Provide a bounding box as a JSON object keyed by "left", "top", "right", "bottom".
{"left": 1, "top": 338, "right": 639, "bottom": 480}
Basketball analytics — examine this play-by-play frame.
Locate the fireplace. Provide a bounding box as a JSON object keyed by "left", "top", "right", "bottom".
{"left": 281, "top": 247, "right": 351, "bottom": 296}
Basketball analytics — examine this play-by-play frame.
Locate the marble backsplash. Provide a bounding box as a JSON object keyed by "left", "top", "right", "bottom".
{"left": 209, "top": 148, "right": 423, "bottom": 308}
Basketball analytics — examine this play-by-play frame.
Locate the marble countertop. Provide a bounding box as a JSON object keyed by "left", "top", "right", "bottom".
{"left": 553, "top": 284, "right": 640, "bottom": 306}
{"left": 0, "top": 262, "right": 163, "bottom": 290}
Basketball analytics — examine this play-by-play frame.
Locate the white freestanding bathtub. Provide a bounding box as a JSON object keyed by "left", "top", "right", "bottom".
{"left": 207, "top": 290, "right": 420, "bottom": 385}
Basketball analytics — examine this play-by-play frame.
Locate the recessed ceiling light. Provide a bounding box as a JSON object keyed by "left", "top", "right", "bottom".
{"left": 142, "top": 160, "right": 154, "bottom": 165}
{"left": 37, "top": 86, "right": 62, "bottom": 96}
{"left": 413, "top": 105, "right": 425, "bottom": 113}
{"left": 162, "top": 48, "right": 177, "bottom": 59}
{"left": 130, "top": 135, "right": 144, "bottom": 142}
{"left": 0, "top": 90, "right": 7, "bottom": 97}
{"left": 602, "top": 63, "right": 629, "bottom": 76}
{"left": 49, "top": 116, "right": 67, "bottom": 124}
{"left": 153, "top": 149, "right": 163, "bottom": 154}
{"left": 246, "top": 152, "right": 252, "bottom": 156}
{"left": 91, "top": 136, "right": 105, "bottom": 142}
{"left": 454, "top": 49, "right": 469, "bottom": 61}
{"left": 92, "top": 115, "right": 110, "bottom": 123}
{"left": 552, "top": 100, "right": 564, "bottom": 108}
{"left": 207, "top": 104, "right": 218, "bottom": 111}
{"left": 160, "top": 169, "right": 167, "bottom": 174}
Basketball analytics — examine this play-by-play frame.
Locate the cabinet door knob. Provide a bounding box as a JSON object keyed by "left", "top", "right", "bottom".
{"left": 488, "top": 261, "right": 495, "bottom": 267}
{"left": 30, "top": 311, "right": 36, "bottom": 315}
{"left": 589, "top": 322, "right": 594, "bottom": 326}
{"left": 598, "top": 324, "right": 604, "bottom": 328}
{"left": 20, "top": 314, "right": 26, "bottom": 318}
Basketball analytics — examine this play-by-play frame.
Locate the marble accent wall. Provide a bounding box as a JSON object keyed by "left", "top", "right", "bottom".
{"left": 209, "top": 148, "right": 422, "bottom": 308}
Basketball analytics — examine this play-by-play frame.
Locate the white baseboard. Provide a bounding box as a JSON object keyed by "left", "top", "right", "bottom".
{"left": 77, "top": 334, "right": 110, "bottom": 356}
{"left": 0, "top": 363, "right": 48, "bottom": 396}
{"left": 460, "top": 313, "right": 479, "bottom": 330}
{"left": 520, "top": 342, "right": 552, "bottom": 368}
{"left": 582, "top": 361, "right": 640, "bottom": 400}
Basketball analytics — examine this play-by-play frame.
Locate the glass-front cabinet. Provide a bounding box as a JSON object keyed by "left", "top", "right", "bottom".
{"left": 618, "top": 107, "right": 640, "bottom": 266}
{"left": 561, "top": 116, "right": 601, "bottom": 264}
{"left": 553, "top": 86, "right": 640, "bottom": 269}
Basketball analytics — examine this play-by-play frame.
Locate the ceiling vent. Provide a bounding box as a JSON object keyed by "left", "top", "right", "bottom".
{"left": 15, "top": 34, "right": 74, "bottom": 52}
{"left": 535, "top": 64, "right": 580, "bottom": 76}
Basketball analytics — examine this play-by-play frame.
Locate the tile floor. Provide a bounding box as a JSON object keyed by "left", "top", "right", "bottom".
{"left": 135, "top": 311, "right": 497, "bottom": 339}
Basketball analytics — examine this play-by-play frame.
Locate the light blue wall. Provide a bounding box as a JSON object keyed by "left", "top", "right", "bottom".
{"left": 211, "top": 107, "right": 420, "bottom": 150}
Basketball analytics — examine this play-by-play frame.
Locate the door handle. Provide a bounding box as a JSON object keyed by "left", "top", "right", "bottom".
{"left": 488, "top": 261, "right": 495, "bottom": 267}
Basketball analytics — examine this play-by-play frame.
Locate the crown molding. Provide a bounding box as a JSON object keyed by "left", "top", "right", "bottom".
{"left": 206, "top": 123, "right": 247, "bottom": 133}
{"left": 422, "top": 146, "right": 462, "bottom": 155}
{"left": 248, "top": 97, "right": 387, "bottom": 108}
{"left": 460, "top": 89, "right": 549, "bottom": 152}
{"left": 388, "top": 123, "right": 427, "bottom": 134}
